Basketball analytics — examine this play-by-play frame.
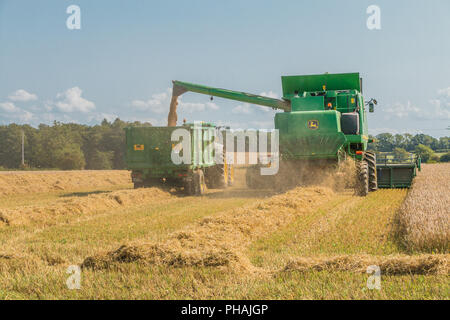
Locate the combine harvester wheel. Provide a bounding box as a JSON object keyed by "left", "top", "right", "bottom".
{"left": 356, "top": 160, "right": 369, "bottom": 196}
{"left": 364, "top": 152, "right": 378, "bottom": 192}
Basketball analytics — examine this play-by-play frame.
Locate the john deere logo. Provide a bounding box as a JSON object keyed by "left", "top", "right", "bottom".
{"left": 307, "top": 120, "right": 319, "bottom": 130}
{"left": 134, "top": 144, "right": 144, "bottom": 151}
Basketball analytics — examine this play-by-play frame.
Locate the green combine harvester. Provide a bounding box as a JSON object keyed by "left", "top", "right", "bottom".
{"left": 168, "top": 72, "right": 377, "bottom": 195}
{"left": 125, "top": 72, "right": 421, "bottom": 196}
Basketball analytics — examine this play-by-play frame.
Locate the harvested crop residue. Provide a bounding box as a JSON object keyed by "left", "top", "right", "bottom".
{"left": 0, "top": 170, "right": 131, "bottom": 196}
{"left": 81, "top": 187, "right": 335, "bottom": 272}
{"left": 246, "top": 158, "right": 357, "bottom": 192}
{"left": 0, "top": 188, "right": 172, "bottom": 227}
{"left": 278, "top": 158, "right": 357, "bottom": 192}
{"left": 282, "top": 254, "right": 449, "bottom": 275}
{"left": 395, "top": 163, "right": 450, "bottom": 253}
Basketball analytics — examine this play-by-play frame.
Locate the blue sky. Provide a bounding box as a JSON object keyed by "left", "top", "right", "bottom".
{"left": 0, "top": 0, "right": 449, "bottom": 137}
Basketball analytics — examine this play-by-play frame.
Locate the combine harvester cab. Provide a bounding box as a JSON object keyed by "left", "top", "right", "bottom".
{"left": 276, "top": 73, "right": 368, "bottom": 161}
{"left": 124, "top": 123, "right": 233, "bottom": 195}
{"left": 376, "top": 154, "right": 421, "bottom": 188}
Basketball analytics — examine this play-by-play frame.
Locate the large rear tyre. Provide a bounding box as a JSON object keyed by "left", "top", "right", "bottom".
{"left": 204, "top": 165, "right": 227, "bottom": 189}
{"left": 356, "top": 160, "right": 369, "bottom": 196}
{"left": 364, "top": 152, "right": 378, "bottom": 192}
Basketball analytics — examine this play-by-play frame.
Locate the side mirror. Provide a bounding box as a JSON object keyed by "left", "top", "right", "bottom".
{"left": 369, "top": 102, "right": 374, "bottom": 113}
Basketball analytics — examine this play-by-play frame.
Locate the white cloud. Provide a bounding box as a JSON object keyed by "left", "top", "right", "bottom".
{"left": 384, "top": 101, "right": 421, "bottom": 119}
{"left": 232, "top": 103, "right": 252, "bottom": 114}
{"left": 248, "top": 120, "right": 274, "bottom": 129}
{"left": 8, "top": 89, "right": 38, "bottom": 102}
{"left": 0, "top": 102, "right": 19, "bottom": 112}
{"left": 178, "top": 100, "right": 219, "bottom": 113}
{"left": 260, "top": 91, "right": 279, "bottom": 99}
{"left": 429, "top": 87, "right": 450, "bottom": 119}
{"left": 131, "top": 88, "right": 171, "bottom": 114}
{"left": 385, "top": 88, "right": 450, "bottom": 121}
{"left": 54, "top": 87, "right": 95, "bottom": 113}
{"left": 17, "top": 110, "right": 33, "bottom": 122}
{"left": 131, "top": 88, "right": 219, "bottom": 114}
{"left": 231, "top": 91, "right": 280, "bottom": 114}
{"left": 0, "top": 102, "right": 34, "bottom": 123}
{"left": 437, "top": 87, "right": 450, "bottom": 98}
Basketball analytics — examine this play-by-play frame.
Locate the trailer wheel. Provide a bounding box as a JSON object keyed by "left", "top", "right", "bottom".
{"left": 193, "top": 170, "right": 207, "bottom": 195}
{"left": 227, "top": 165, "right": 234, "bottom": 186}
{"left": 134, "top": 182, "right": 144, "bottom": 189}
{"left": 356, "top": 160, "right": 369, "bottom": 196}
{"left": 183, "top": 177, "right": 195, "bottom": 195}
{"left": 364, "top": 152, "right": 378, "bottom": 192}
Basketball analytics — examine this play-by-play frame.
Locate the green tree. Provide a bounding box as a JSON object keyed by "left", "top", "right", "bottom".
{"left": 411, "top": 134, "right": 437, "bottom": 149}
{"left": 101, "top": 118, "right": 128, "bottom": 169}
{"left": 393, "top": 134, "right": 405, "bottom": 149}
{"left": 393, "top": 147, "right": 409, "bottom": 161}
{"left": 375, "top": 133, "right": 394, "bottom": 152}
{"left": 54, "top": 145, "right": 86, "bottom": 170}
{"left": 438, "top": 137, "right": 449, "bottom": 150}
{"left": 89, "top": 150, "right": 113, "bottom": 169}
{"left": 429, "top": 154, "right": 440, "bottom": 163}
{"left": 440, "top": 152, "right": 450, "bottom": 162}
{"left": 415, "top": 144, "right": 435, "bottom": 163}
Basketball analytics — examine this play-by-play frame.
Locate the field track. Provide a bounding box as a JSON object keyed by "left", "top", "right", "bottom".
{"left": 0, "top": 167, "right": 448, "bottom": 299}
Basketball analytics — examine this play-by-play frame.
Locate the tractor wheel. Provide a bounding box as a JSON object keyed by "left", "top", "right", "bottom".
{"left": 205, "top": 165, "right": 227, "bottom": 189}
{"left": 356, "top": 160, "right": 369, "bottom": 196}
{"left": 227, "top": 165, "right": 234, "bottom": 186}
{"left": 217, "top": 163, "right": 228, "bottom": 189}
{"left": 193, "top": 169, "right": 207, "bottom": 195}
{"left": 133, "top": 182, "right": 144, "bottom": 189}
{"left": 205, "top": 147, "right": 228, "bottom": 189}
{"left": 364, "top": 152, "right": 378, "bottom": 192}
{"left": 143, "top": 178, "right": 161, "bottom": 188}
{"left": 183, "top": 176, "right": 195, "bottom": 196}
{"left": 203, "top": 167, "right": 214, "bottom": 188}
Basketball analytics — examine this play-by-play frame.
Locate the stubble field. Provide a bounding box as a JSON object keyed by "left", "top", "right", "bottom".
{"left": 0, "top": 166, "right": 448, "bottom": 299}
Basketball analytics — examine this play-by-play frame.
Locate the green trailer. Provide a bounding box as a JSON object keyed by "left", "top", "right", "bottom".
{"left": 124, "top": 122, "right": 233, "bottom": 195}
{"left": 376, "top": 154, "right": 421, "bottom": 188}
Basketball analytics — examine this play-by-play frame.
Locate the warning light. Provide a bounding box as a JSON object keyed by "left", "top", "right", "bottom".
{"left": 356, "top": 151, "right": 363, "bottom": 155}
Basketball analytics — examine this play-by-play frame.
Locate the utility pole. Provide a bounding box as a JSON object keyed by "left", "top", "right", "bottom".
{"left": 21, "top": 130, "right": 25, "bottom": 167}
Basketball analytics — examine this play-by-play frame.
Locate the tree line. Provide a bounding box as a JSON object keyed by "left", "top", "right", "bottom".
{"left": 0, "top": 120, "right": 449, "bottom": 170}
{"left": 368, "top": 133, "right": 450, "bottom": 163}
{"left": 0, "top": 119, "right": 151, "bottom": 170}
